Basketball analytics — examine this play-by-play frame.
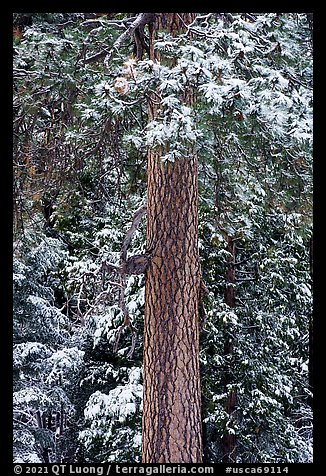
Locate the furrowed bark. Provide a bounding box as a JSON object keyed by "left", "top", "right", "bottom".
{"left": 142, "top": 13, "right": 203, "bottom": 464}
{"left": 142, "top": 152, "right": 202, "bottom": 463}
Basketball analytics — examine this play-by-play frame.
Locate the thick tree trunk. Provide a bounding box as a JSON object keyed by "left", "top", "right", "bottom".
{"left": 222, "top": 236, "right": 237, "bottom": 463}
{"left": 142, "top": 13, "right": 202, "bottom": 463}
{"left": 142, "top": 151, "right": 202, "bottom": 463}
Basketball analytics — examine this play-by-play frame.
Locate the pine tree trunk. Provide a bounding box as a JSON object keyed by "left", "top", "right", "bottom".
{"left": 142, "top": 151, "right": 202, "bottom": 463}
{"left": 142, "top": 12, "right": 203, "bottom": 464}
{"left": 222, "top": 236, "right": 237, "bottom": 463}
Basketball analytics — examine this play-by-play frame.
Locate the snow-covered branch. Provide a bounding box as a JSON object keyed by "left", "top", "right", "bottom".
{"left": 84, "top": 13, "right": 156, "bottom": 64}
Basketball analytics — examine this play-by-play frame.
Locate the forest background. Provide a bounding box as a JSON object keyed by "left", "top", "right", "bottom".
{"left": 12, "top": 12, "right": 313, "bottom": 464}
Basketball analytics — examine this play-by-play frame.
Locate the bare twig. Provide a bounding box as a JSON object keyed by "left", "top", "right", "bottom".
{"left": 84, "top": 13, "right": 156, "bottom": 64}
{"left": 82, "top": 286, "right": 113, "bottom": 321}
{"left": 111, "top": 202, "right": 147, "bottom": 357}
{"left": 242, "top": 13, "right": 258, "bottom": 23}
{"left": 120, "top": 203, "right": 147, "bottom": 263}
{"left": 76, "top": 203, "right": 147, "bottom": 357}
{"left": 113, "top": 272, "right": 137, "bottom": 357}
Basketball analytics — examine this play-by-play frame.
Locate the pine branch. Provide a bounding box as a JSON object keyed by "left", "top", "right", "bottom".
{"left": 120, "top": 203, "right": 147, "bottom": 263}
{"left": 84, "top": 13, "right": 156, "bottom": 64}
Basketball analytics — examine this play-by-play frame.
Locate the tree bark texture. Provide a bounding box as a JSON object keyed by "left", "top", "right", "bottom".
{"left": 142, "top": 151, "right": 202, "bottom": 463}
{"left": 222, "top": 236, "right": 237, "bottom": 463}
{"left": 154, "top": 13, "right": 195, "bottom": 37}
{"left": 142, "top": 12, "right": 202, "bottom": 464}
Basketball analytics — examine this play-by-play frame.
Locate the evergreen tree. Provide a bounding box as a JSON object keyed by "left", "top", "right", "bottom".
{"left": 13, "top": 12, "right": 312, "bottom": 463}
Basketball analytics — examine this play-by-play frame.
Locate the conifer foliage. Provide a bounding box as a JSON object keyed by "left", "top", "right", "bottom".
{"left": 13, "top": 13, "right": 312, "bottom": 463}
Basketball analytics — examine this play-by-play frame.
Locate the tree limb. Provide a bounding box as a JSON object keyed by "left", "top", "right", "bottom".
{"left": 100, "top": 203, "right": 148, "bottom": 276}
{"left": 84, "top": 13, "right": 156, "bottom": 64}
{"left": 76, "top": 203, "right": 147, "bottom": 356}
{"left": 120, "top": 203, "right": 147, "bottom": 263}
